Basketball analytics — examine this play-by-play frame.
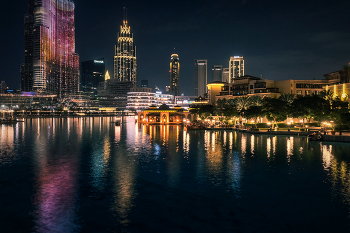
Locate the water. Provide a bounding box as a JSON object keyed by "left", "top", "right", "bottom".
{"left": 1, "top": 117, "right": 350, "bottom": 232}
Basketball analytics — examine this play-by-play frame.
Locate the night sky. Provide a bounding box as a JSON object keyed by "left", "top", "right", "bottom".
{"left": 1, "top": 0, "right": 350, "bottom": 95}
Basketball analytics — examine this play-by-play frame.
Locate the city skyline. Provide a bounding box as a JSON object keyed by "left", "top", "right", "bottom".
{"left": 1, "top": 0, "right": 350, "bottom": 96}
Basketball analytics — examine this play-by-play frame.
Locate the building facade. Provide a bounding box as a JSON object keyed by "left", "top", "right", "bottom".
{"left": 126, "top": 91, "right": 174, "bottom": 110}
{"left": 170, "top": 54, "right": 180, "bottom": 96}
{"left": 81, "top": 59, "right": 105, "bottom": 96}
{"left": 114, "top": 17, "right": 137, "bottom": 87}
{"left": 211, "top": 65, "right": 223, "bottom": 82}
{"left": 21, "top": 0, "right": 80, "bottom": 97}
{"left": 274, "top": 79, "right": 332, "bottom": 96}
{"left": 222, "top": 68, "right": 229, "bottom": 83}
{"left": 229, "top": 56, "right": 244, "bottom": 83}
{"left": 174, "top": 96, "right": 197, "bottom": 109}
{"left": 194, "top": 60, "right": 207, "bottom": 97}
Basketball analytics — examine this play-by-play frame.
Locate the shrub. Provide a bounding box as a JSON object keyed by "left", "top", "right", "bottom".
{"left": 335, "top": 124, "right": 350, "bottom": 131}
{"left": 305, "top": 123, "right": 320, "bottom": 127}
{"left": 256, "top": 123, "right": 268, "bottom": 128}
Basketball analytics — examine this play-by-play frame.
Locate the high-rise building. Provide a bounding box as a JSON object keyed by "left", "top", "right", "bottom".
{"left": 0, "top": 81, "right": 8, "bottom": 94}
{"left": 194, "top": 60, "right": 208, "bottom": 97}
{"left": 20, "top": 0, "right": 34, "bottom": 92}
{"left": 229, "top": 56, "right": 244, "bottom": 83}
{"left": 114, "top": 11, "right": 137, "bottom": 87}
{"left": 141, "top": 80, "right": 148, "bottom": 87}
{"left": 211, "top": 65, "right": 222, "bottom": 82}
{"left": 21, "top": 0, "right": 80, "bottom": 97}
{"left": 170, "top": 54, "right": 180, "bottom": 96}
{"left": 222, "top": 68, "right": 229, "bottom": 83}
{"left": 81, "top": 59, "right": 105, "bottom": 96}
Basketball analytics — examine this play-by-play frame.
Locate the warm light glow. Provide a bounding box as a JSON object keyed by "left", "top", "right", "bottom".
{"left": 105, "top": 70, "right": 111, "bottom": 81}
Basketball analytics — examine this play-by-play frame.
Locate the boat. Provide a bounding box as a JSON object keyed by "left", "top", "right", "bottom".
{"left": 307, "top": 132, "right": 323, "bottom": 141}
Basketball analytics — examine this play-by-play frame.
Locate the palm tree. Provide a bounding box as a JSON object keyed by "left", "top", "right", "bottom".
{"left": 235, "top": 96, "right": 251, "bottom": 112}
{"left": 279, "top": 94, "right": 295, "bottom": 105}
{"left": 249, "top": 95, "right": 263, "bottom": 106}
{"left": 320, "top": 90, "right": 334, "bottom": 103}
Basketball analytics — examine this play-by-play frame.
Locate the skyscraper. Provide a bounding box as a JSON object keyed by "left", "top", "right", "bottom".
{"left": 195, "top": 60, "right": 208, "bottom": 97}
{"left": 222, "top": 68, "right": 229, "bottom": 83}
{"left": 211, "top": 65, "right": 222, "bottom": 82}
{"left": 229, "top": 56, "right": 244, "bottom": 83}
{"left": 170, "top": 54, "right": 180, "bottom": 96}
{"left": 114, "top": 11, "right": 137, "bottom": 87}
{"left": 81, "top": 59, "right": 105, "bottom": 95}
{"left": 21, "top": 0, "right": 80, "bottom": 97}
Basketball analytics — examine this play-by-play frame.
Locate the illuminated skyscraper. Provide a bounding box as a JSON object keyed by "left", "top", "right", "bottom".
{"left": 195, "top": 60, "right": 208, "bottom": 97}
{"left": 229, "top": 56, "right": 244, "bottom": 83}
{"left": 114, "top": 12, "right": 137, "bottom": 87}
{"left": 170, "top": 54, "right": 180, "bottom": 96}
{"left": 21, "top": 0, "right": 79, "bottom": 97}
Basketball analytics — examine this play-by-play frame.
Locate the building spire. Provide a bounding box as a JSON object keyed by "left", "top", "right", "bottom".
{"left": 123, "top": 7, "right": 127, "bottom": 24}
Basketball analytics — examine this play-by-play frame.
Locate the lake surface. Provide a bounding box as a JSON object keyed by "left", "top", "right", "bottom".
{"left": 1, "top": 117, "right": 350, "bottom": 232}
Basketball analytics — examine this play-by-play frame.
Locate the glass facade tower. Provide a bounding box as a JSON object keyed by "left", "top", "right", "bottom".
{"left": 21, "top": 0, "right": 80, "bottom": 97}
{"left": 170, "top": 54, "right": 180, "bottom": 96}
{"left": 114, "top": 17, "right": 137, "bottom": 87}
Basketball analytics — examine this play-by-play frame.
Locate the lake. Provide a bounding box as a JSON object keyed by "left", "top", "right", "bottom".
{"left": 1, "top": 117, "right": 349, "bottom": 232}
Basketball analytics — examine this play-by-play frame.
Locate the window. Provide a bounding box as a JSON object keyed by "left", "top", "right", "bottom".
{"left": 250, "top": 85, "right": 254, "bottom": 89}
{"left": 306, "top": 90, "right": 311, "bottom": 95}
{"left": 297, "top": 90, "right": 302, "bottom": 95}
{"left": 291, "top": 84, "right": 293, "bottom": 87}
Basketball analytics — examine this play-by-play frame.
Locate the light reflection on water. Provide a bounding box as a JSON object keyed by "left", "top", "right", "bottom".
{"left": 0, "top": 117, "right": 350, "bottom": 232}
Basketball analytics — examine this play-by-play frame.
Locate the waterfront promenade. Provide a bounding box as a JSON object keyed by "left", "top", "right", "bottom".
{"left": 203, "top": 127, "right": 350, "bottom": 143}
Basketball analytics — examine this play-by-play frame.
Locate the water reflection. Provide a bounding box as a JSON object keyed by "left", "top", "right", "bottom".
{"left": 112, "top": 119, "right": 138, "bottom": 226}
{"left": 0, "top": 125, "right": 15, "bottom": 163}
{"left": 30, "top": 118, "right": 81, "bottom": 233}
{"left": 1, "top": 118, "right": 350, "bottom": 232}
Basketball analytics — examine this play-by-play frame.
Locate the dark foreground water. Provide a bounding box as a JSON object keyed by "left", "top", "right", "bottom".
{"left": 1, "top": 117, "right": 350, "bottom": 233}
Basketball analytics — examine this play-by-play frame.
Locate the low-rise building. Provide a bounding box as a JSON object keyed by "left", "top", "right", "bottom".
{"left": 274, "top": 79, "right": 332, "bottom": 96}
{"left": 174, "top": 96, "right": 197, "bottom": 109}
{"left": 137, "top": 104, "right": 191, "bottom": 125}
{"left": 126, "top": 91, "right": 174, "bottom": 110}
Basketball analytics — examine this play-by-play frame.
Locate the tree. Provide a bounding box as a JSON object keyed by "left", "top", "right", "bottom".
{"left": 279, "top": 94, "right": 295, "bottom": 105}
{"left": 249, "top": 95, "right": 263, "bottom": 107}
{"left": 291, "top": 95, "right": 331, "bottom": 125}
{"left": 244, "top": 105, "right": 264, "bottom": 128}
{"left": 340, "top": 65, "right": 350, "bottom": 83}
{"left": 262, "top": 98, "right": 288, "bottom": 128}
{"left": 235, "top": 96, "right": 251, "bottom": 112}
